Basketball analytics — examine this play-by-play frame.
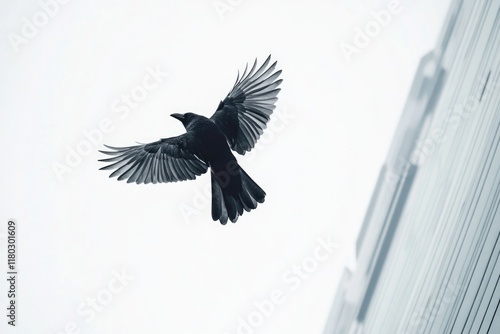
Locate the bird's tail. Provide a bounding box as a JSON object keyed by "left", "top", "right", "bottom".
{"left": 211, "top": 165, "right": 265, "bottom": 224}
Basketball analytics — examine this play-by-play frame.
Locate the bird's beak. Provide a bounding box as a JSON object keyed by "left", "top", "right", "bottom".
{"left": 170, "top": 113, "right": 185, "bottom": 121}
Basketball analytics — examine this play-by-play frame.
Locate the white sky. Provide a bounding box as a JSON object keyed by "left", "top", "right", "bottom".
{"left": 0, "top": 0, "right": 452, "bottom": 333}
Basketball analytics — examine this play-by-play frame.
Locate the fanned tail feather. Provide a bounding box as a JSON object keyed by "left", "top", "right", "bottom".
{"left": 211, "top": 165, "right": 265, "bottom": 224}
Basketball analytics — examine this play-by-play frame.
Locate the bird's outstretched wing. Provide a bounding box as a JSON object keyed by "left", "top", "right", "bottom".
{"left": 99, "top": 135, "right": 208, "bottom": 184}
{"left": 210, "top": 55, "right": 282, "bottom": 155}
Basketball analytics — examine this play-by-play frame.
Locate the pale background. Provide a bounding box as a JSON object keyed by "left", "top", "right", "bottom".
{"left": 0, "top": 0, "right": 451, "bottom": 333}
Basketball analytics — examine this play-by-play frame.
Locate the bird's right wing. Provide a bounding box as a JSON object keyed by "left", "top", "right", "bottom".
{"left": 99, "top": 134, "right": 208, "bottom": 184}
{"left": 210, "top": 55, "right": 282, "bottom": 155}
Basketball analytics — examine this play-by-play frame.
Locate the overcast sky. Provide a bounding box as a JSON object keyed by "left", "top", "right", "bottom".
{"left": 0, "top": 0, "right": 452, "bottom": 333}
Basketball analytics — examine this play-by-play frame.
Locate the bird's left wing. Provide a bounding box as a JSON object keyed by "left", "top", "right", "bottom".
{"left": 99, "top": 134, "right": 208, "bottom": 184}
{"left": 210, "top": 55, "right": 282, "bottom": 155}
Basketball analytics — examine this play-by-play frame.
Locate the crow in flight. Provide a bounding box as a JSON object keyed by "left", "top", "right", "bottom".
{"left": 99, "top": 55, "right": 282, "bottom": 224}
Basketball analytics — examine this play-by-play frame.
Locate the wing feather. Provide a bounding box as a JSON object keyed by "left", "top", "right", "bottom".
{"left": 211, "top": 55, "right": 282, "bottom": 155}
{"left": 99, "top": 134, "right": 208, "bottom": 184}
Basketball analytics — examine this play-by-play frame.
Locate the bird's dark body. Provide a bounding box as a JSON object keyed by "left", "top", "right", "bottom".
{"left": 176, "top": 112, "right": 266, "bottom": 223}
{"left": 182, "top": 114, "right": 234, "bottom": 164}
{"left": 99, "top": 55, "right": 281, "bottom": 224}
{"left": 181, "top": 113, "right": 244, "bottom": 198}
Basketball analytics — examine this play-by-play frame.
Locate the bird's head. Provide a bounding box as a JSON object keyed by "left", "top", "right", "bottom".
{"left": 170, "top": 112, "right": 197, "bottom": 129}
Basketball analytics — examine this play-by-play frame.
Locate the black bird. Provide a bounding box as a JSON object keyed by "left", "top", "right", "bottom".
{"left": 99, "top": 55, "right": 282, "bottom": 224}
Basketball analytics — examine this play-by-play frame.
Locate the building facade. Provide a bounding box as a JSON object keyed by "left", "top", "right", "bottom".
{"left": 323, "top": 0, "right": 500, "bottom": 333}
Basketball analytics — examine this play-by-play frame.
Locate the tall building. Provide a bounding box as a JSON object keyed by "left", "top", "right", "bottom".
{"left": 323, "top": 0, "right": 500, "bottom": 333}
